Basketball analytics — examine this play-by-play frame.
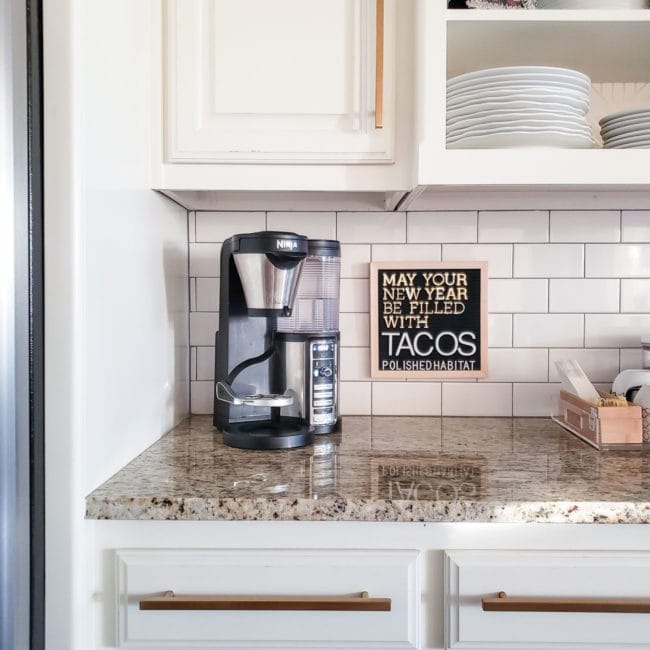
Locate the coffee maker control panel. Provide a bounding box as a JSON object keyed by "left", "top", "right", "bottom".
{"left": 309, "top": 340, "right": 338, "bottom": 427}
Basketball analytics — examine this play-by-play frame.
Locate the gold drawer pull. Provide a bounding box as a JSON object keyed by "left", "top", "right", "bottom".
{"left": 375, "top": 0, "right": 384, "bottom": 129}
{"left": 140, "top": 590, "right": 391, "bottom": 612}
{"left": 483, "top": 591, "right": 650, "bottom": 614}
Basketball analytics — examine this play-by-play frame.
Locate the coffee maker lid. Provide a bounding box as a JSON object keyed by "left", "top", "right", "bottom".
{"left": 233, "top": 231, "right": 308, "bottom": 255}
{"left": 308, "top": 239, "right": 341, "bottom": 257}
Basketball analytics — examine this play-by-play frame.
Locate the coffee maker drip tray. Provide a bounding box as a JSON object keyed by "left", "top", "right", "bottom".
{"left": 216, "top": 381, "right": 294, "bottom": 408}
{"left": 222, "top": 418, "right": 313, "bottom": 450}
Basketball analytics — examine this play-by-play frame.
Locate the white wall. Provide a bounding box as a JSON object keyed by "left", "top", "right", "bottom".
{"left": 189, "top": 209, "right": 650, "bottom": 417}
{"left": 78, "top": 2, "right": 189, "bottom": 494}
{"left": 45, "top": 1, "right": 188, "bottom": 648}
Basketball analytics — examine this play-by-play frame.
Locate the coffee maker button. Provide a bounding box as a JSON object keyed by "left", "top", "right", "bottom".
{"left": 319, "top": 367, "right": 333, "bottom": 378}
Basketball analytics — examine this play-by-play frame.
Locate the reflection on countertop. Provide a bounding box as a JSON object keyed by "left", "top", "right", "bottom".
{"left": 85, "top": 415, "right": 650, "bottom": 524}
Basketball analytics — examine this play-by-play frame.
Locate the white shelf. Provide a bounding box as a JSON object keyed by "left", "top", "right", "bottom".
{"left": 418, "top": 148, "right": 650, "bottom": 186}
{"left": 446, "top": 9, "right": 650, "bottom": 22}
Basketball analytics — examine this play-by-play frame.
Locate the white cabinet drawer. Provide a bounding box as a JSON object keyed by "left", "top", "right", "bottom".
{"left": 116, "top": 548, "right": 419, "bottom": 650}
{"left": 445, "top": 550, "right": 650, "bottom": 650}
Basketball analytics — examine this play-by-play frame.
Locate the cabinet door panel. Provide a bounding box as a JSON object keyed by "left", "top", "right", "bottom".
{"left": 166, "top": 0, "right": 395, "bottom": 164}
{"left": 445, "top": 550, "right": 650, "bottom": 649}
{"left": 116, "top": 548, "right": 419, "bottom": 649}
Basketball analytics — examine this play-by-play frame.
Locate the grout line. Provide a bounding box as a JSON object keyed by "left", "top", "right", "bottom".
{"left": 619, "top": 278, "right": 623, "bottom": 313}
{"left": 186, "top": 209, "right": 193, "bottom": 412}
{"left": 620, "top": 209, "right": 623, "bottom": 243}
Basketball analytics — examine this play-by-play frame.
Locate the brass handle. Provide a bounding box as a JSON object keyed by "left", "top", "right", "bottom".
{"left": 140, "top": 590, "right": 391, "bottom": 612}
{"left": 483, "top": 591, "right": 650, "bottom": 614}
{"left": 375, "top": 0, "right": 384, "bottom": 129}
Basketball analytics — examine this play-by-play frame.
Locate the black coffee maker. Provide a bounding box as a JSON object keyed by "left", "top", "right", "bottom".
{"left": 213, "top": 231, "right": 313, "bottom": 450}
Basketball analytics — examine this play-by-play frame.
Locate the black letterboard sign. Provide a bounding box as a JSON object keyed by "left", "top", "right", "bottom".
{"left": 370, "top": 261, "right": 488, "bottom": 378}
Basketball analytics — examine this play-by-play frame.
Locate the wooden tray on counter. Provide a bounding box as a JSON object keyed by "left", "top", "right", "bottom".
{"left": 552, "top": 390, "right": 643, "bottom": 451}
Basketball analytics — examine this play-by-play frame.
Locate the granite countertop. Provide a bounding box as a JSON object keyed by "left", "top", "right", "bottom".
{"left": 85, "top": 415, "right": 650, "bottom": 524}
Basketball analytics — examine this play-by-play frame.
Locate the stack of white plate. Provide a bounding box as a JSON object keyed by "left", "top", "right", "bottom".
{"left": 447, "top": 66, "right": 595, "bottom": 149}
{"left": 600, "top": 109, "right": 650, "bottom": 149}
{"left": 537, "top": 0, "right": 648, "bottom": 8}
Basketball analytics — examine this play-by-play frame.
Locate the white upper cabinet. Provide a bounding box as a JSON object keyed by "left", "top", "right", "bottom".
{"left": 168, "top": 0, "right": 393, "bottom": 164}
{"left": 155, "top": 0, "right": 415, "bottom": 196}
{"left": 155, "top": 1, "right": 650, "bottom": 201}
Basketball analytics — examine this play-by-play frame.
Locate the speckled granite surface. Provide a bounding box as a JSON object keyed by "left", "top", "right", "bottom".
{"left": 85, "top": 416, "right": 650, "bottom": 523}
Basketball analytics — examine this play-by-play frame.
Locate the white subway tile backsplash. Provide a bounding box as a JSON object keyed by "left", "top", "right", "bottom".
{"left": 489, "top": 279, "right": 548, "bottom": 313}
{"left": 195, "top": 211, "right": 265, "bottom": 242}
{"left": 337, "top": 212, "right": 405, "bottom": 243}
{"left": 372, "top": 382, "right": 441, "bottom": 416}
{"left": 479, "top": 211, "right": 549, "bottom": 243}
{"left": 267, "top": 212, "right": 336, "bottom": 239}
{"left": 190, "top": 381, "right": 213, "bottom": 414}
{"left": 485, "top": 348, "right": 548, "bottom": 382}
{"left": 488, "top": 314, "right": 513, "bottom": 348}
{"left": 340, "top": 347, "right": 371, "bottom": 381}
{"left": 442, "top": 383, "right": 512, "bottom": 416}
{"left": 622, "top": 211, "right": 650, "bottom": 242}
{"left": 371, "top": 243, "right": 441, "bottom": 262}
{"left": 189, "top": 243, "right": 221, "bottom": 277}
{"left": 549, "top": 349, "right": 620, "bottom": 383}
{"left": 549, "top": 279, "right": 619, "bottom": 313}
{"left": 189, "top": 312, "right": 219, "bottom": 347}
{"left": 621, "top": 348, "right": 644, "bottom": 370}
{"left": 188, "top": 206, "right": 650, "bottom": 417}
{"left": 621, "top": 279, "right": 650, "bottom": 313}
{"left": 514, "top": 314, "right": 583, "bottom": 348}
{"left": 513, "top": 383, "right": 559, "bottom": 417}
{"left": 195, "top": 278, "right": 220, "bottom": 312}
{"left": 550, "top": 211, "right": 620, "bottom": 243}
{"left": 586, "top": 244, "right": 650, "bottom": 277}
{"left": 339, "top": 382, "right": 371, "bottom": 415}
{"left": 341, "top": 245, "right": 370, "bottom": 278}
{"left": 407, "top": 211, "right": 477, "bottom": 243}
{"left": 442, "top": 244, "right": 512, "bottom": 277}
{"left": 340, "top": 279, "right": 369, "bottom": 313}
{"left": 514, "top": 244, "right": 584, "bottom": 278}
{"left": 196, "top": 346, "right": 215, "bottom": 381}
{"left": 340, "top": 313, "right": 369, "bottom": 347}
{"left": 586, "top": 314, "right": 650, "bottom": 348}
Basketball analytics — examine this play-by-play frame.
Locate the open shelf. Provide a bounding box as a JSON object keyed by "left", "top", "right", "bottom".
{"left": 416, "top": 1, "right": 650, "bottom": 188}
{"left": 447, "top": 19, "right": 650, "bottom": 81}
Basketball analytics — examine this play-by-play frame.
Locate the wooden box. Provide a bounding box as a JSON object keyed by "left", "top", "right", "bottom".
{"left": 552, "top": 390, "right": 643, "bottom": 450}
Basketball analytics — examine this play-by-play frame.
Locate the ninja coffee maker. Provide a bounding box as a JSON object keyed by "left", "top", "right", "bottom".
{"left": 276, "top": 239, "right": 341, "bottom": 434}
{"left": 213, "top": 232, "right": 340, "bottom": 450}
